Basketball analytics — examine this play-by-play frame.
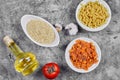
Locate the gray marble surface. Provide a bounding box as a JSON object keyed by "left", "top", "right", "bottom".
{"left": 0, "top": 0, "right": 120, "bottom": 80}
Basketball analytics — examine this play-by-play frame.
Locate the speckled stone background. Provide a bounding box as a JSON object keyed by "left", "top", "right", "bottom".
{"left": 0, "top": 0, "right": 120, "bottom": 80}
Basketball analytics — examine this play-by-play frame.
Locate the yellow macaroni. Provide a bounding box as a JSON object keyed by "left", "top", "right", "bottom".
{"left": 77, "top": 1, "right": 109, "bottom": 28}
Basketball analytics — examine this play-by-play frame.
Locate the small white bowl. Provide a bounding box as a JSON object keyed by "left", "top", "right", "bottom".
{"left": 65, "top": 37, "right": 101, "bottom": 73}
{"left": 21, "top": 15, "right": 60, "bottom": 47}
{"left": 76, "top": 0, "right": 111, "bottom": 32}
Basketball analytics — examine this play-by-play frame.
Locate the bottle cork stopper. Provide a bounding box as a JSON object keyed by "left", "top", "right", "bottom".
{"left": 3, "top": 36, "right": 14, "bottom": 46}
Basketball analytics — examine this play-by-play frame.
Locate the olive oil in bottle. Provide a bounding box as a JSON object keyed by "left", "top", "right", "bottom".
{"left": 3, "top": 36, "right": 39, "bottom": 76}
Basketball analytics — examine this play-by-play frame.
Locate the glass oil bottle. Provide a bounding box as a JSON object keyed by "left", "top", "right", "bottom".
{"left": 3, "top": 36, "right": 39, "bottom": 76}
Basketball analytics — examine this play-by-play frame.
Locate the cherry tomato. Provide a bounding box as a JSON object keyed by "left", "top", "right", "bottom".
{"left": 42, "top": 62, "right": 60, "bottom": 79}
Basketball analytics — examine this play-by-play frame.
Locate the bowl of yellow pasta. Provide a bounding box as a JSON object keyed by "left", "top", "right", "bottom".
{"left": 76, "top": 0, "right": 111, "bottom": 32}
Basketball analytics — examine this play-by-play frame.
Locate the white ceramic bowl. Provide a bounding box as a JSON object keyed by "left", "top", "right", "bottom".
{"left": 65, "top": 37, "right": 101, "bottom": 73}
{"left": 76, "top": 0, "right": 111, "bottom": 32}
{"left": 21, "top": 15, "right": 60, "bottom": 47}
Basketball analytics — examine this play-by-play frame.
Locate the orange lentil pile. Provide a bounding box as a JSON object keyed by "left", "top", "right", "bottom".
{"left": 69, "top": 40, "right": 98, "bottom": 70}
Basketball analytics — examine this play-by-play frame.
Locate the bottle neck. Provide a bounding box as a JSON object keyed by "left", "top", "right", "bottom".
{"left": 9, "top": 43, "right": 24, "bottom": 57}
{"left": 3, "top": 36, "right": 24, "bottom": 57}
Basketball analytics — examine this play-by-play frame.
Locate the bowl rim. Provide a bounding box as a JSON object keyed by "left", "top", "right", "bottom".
{"left": 65, "top": 37, "right": 101, "bottom": 73}
{"left": 21, "top": 14, "right": 60, "bottom": 47}
{"left": 75, "top": 0, "right": 111, "bottom": 32}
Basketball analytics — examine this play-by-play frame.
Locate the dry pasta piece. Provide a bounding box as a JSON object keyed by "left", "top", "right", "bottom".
{"left": 69, "top": 40, "right": 98, "bottom": 70}
{"left": 77, "top": 1, "right": 109, "bottom": 28}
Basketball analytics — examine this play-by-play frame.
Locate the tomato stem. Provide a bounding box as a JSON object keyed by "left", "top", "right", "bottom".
{"left": 47, "top": 65, "right": 55, "bottom": 74}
